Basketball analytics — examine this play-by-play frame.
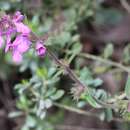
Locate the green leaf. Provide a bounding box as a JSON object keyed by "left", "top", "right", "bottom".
{"left": 103, "top": 43, "right": 114, "bottom": 59}
{"left": 50, "top": 90, "right": 64, "bottom": 100}
{"left": 44, "top": 99, "right": 52, "bottom": 108}
{"left": 81, "top": 93, "right": 101, "bottom": 108}
{"left": 95, "top": 89, "right": 107, "bottom": 100}
{"left": 45, "top": 87, "right": 56, "bottom": 97}
{"left": 36, "top": 68, "right": 48, "bottom": 78}
{"left": 79, "top": 67, "right": 103, "bottom": 87}
{"left": 0, "top": 2, "right": 10, "bottom": 11}
{"left": 52, "top": 32, "right": 71, "bottom": 47}
{"left": 26, "top": 115, "right": 36, "bottom": 127}
{"left": 105, "top": 108, "right": 113, "bottom": 122}
{"left": 125, "top": 75, "right": 130, "bottom": 99}
{"left": 72, "top": 42, "right": 82, "bottom": 54}
{"left": 93, "top": 78, "right": 103, "bottom": 87}
{"left": 123, "top": 44, "right": 130, "bottom": 64}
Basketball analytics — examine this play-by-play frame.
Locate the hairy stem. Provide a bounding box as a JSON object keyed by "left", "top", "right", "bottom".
{"left": 47, "top": 48, "right": 87, "bottom": 90}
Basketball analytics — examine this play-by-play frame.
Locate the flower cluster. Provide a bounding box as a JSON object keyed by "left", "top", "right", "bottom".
{"left": 0, "top": 11, "right": 46, "bottom": 63}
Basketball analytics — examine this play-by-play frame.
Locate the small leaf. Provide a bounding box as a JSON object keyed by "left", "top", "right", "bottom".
{"left": 72, "top": 42, "right": 82, "bottom": 54}
{"left": 45, "top": 99, "right": 52, "bottom": 108}
{"left": 8, "top": 111, "right": 23, "bottom": 118}
{"left": 105, "top": 108, "right": 113, "bottom": 122}
{"left": 123, "top": 45, "right": 130, "bottom": 64}
{"left": 103, "top": 43, "right": 114, "bottom": 59}
{"left": 99, "top": 112, "right": 105, "bottom": 121}
{"left": 125, "top": 75, "right": 130, "bottom": 99}
{"left": 30, "top": 76, "right": 39, "bottom": 83}
{"left": 26, "top": 115, "right": 36, "bottom": 127}
{"left": 53, "top": 32, "right": 71, "bottom": 47}
{"left": 45, "top": 87, "right": 57, "bottom": 97}
{"left": 50, "top": 90, "right": 64, "bottom": 100}
{"left": 93, "top": 78, "right": 103, "bottom": 87}
{"left": 81, "top": 93, "right": 101, "bottom": 108}
{"left": 36, "top": 68, "right": 47, "bottom": 78}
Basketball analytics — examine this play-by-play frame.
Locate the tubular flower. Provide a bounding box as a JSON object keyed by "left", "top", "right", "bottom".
{"left": 36, "top": 41, "right": 46, "bottom": 57}
{"left": 0, "top": 35, "right": 3, "bottom": 48}
{"left": 14, "top": 22, "right": 31, "bottom": 34}
{"left": 0, "top": 11, "right": 46, "bottom": 63}
{"left": 12, "top": 50, "right": 23, "bottom": 64}
{"left": 12, "top": 34, "right": 31, "bottom": 54}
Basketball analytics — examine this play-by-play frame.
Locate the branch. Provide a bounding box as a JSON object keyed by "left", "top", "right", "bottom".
{"left": 47, "top": 48, "right": 87, "bottom": 90}
{"left": 64, "top": 50, "right": 130, "bottom": 73}
{"left": 53, "top": 102, "right": 126, "bottom": 123}
{"left": 31, "top": 31, "right": 116, "bottom": 109}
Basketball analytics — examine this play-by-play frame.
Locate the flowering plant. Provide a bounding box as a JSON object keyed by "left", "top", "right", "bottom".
{"left": 0, "top": 1, "right": 130, "bottom": 130}
{"left": 0, "top": 11, "right": 46, "bottom": 63}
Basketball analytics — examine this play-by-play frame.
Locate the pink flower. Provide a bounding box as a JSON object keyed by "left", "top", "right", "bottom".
{"left": 36, "top": 41, "right": 46, "bottom": 57}
{"left": 12, "top": 11, "right": 31, "bottom": 34}
{"left": 10, "top": 34, "right": 32, "bottom": 63}
{"left": 14, "top": 22, "right": 31, "bottom": 34}
{"left": 5, "top": 35, "right": 12, "bottom": 52}
{"left": 0, "top": 11, "right": 47, "bottom": 64}
{"left": 12, "top": 34, "right": 31, "bottom": 53}
{"left": 12, "top": 50, "right": 23, "bottom": 64}
{"left": 13, "top": 11, "right": 24, "bottom": 22}
{"left": 0, "top": 35, "right": 3, "bottom": 48}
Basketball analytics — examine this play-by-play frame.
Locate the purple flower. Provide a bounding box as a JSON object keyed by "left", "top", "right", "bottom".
{"left": 0, "top": 35, "right": 3, "bottom": 48}
{"left": 0, "top": 11, "right": 47, "bottom": 64}
{"left": 13, "top": 11, "right": 31, "bottom": 34}
{"left": 10, "top": 34, "right": 32, "bottom": 63}
{"left": 13, "top": 11, "right": 24, "bottom": 23}
{"left": 14, "top": 22, "right": 31, "bottom": 34}
{"left": 12, "top": 50, "right": 23, "bottom": 64}
{"left": 8, "top": 34, "right": 32, "bottom": 63}
{"left": 12, "top": 34, "right": 32, "bottom": 53}
{"left": 36, "top": 41, "right": 46, "bottom": 57}
{"left": 5, "top": 34, "right": 12, "bottom": 52}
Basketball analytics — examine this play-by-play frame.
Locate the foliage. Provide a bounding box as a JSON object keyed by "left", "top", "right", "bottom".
{"left": 0, "top": 0, "right": 130, "bottom": 130}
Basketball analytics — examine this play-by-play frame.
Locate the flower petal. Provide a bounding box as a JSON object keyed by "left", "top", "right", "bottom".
{"left": 13, "top": 11, "right": 24, "bottom": 22}
{"left": 14, "top": 22, "right": 31, "bottom": 34}
{"left": 36, "top": 41, "right": 46, "bottom": 57}
{"left": 0, "top": 35, "right": 3, "bottom": 48}
{"left": 12, "top": 51, "right": 22, "bottom": 64}
{"left": 12, "top": 35, "right": 31, "bottom": 53}
{"left": 5, "top": 35, "right": 12, "bottom": 52}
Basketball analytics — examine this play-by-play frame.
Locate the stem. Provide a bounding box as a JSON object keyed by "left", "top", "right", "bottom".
{"left": 65, "top": 50, "right": 130, "bottom": 73}
{"left": 53, "top": 102, "right": 125, "bottom": 122}
{"left": 47, "top": 48, "right": 115, "bottom": 108}
{"left": 47, "top": 48, "right": 87, "bottom": 91}
{"left": 31, "top": 33, "right": 119, "bottom": 109}
{"left": 53, "top": 102, "right": 97, "bottom": 117}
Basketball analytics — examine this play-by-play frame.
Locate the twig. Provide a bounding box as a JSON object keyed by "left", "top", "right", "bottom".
{"left": 55, "top": 124, "right": 119, "bottom": 130}
{"left": 64, "top": 50, "right": 130, "bottom": 73}
{"left": 53, "top": 102, "right": 97, "bottom": 117}
{"left": 53, "top": 102, "right": 126, "bottom": 123}
{"left": 47, "top": 48, "right": 115, "bottom": 108}
{"left": 47, "top": 48, "right": 87, "bottom": 92}
{"left": 31, "top": 30, "right": 117, "bottom": 109}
